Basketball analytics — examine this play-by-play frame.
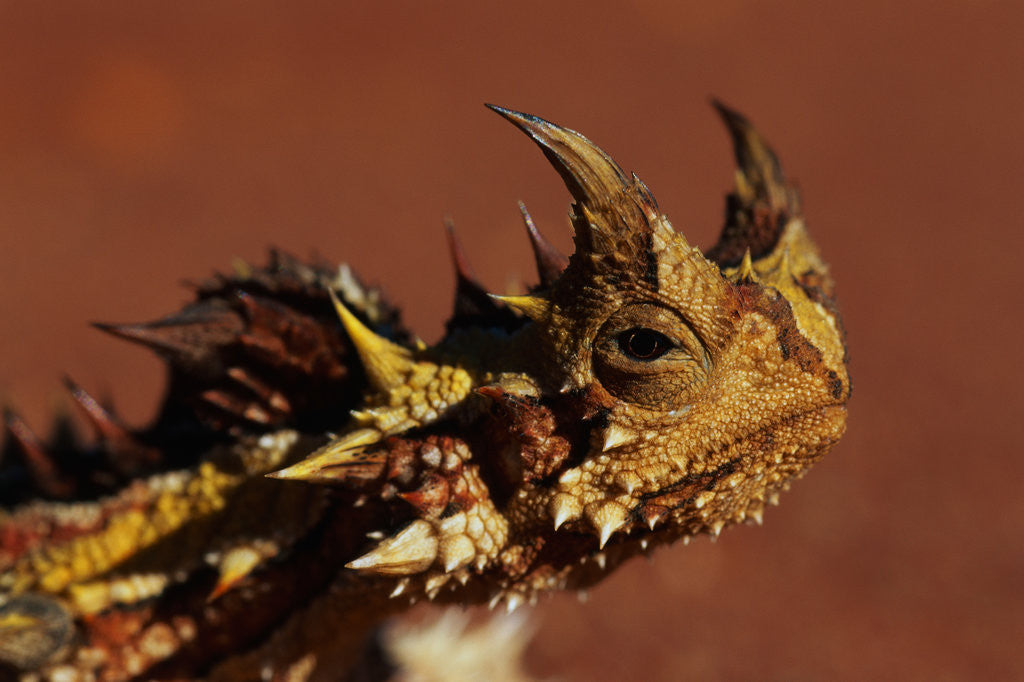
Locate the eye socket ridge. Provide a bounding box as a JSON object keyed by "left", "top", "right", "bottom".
{"left": 616, "top": 327, "right": 675, "bottom": 361}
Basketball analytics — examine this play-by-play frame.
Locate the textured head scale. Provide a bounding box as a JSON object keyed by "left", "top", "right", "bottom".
{"left": 275, "top": 103, "right": 850, "bottom": 604}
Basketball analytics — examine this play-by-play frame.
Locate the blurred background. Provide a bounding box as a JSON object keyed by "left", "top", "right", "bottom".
{"left": 1, "top": 1, "right": 1021, "bottom": 679}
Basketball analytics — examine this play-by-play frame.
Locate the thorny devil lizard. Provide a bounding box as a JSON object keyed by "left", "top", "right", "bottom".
{"left": 0, "top": 103, "right": 850, "bottom": 681}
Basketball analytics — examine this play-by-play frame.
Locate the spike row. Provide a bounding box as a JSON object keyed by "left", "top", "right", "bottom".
{"left": 342, "top": 445, "right": 509, "bottom": 583}
{"left": 1, "top": 376, "right": 169, "bottom": 502}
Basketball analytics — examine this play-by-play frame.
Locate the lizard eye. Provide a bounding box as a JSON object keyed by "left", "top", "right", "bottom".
{"left": 594, "top": 303, "right": 711, "bottom": 409}
{"left": 618, "top": 328, "right": 673, "bottom": 360}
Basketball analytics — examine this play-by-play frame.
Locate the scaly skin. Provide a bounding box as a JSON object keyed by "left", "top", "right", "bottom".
{"left": 0, "top": 103, "right": 849, "bottom": 680}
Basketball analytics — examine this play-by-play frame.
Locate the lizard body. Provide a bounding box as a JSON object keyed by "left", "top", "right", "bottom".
{"left": 0, "top": 103, "right": 850, "bottom": 680}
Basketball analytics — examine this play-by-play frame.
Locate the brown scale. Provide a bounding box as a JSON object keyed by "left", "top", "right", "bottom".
{"left": 475, "top": 386, "right": 571, "bottom": 486}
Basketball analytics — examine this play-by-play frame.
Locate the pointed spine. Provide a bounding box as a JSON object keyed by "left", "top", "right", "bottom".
{"left": 601, "top": 423, "right": 636, "bottom": 452}
{"left": 328, "top": 288, "right": 413, "bottom": 392}
{"left": 488, "top": 294, "right": 552, "bottom": 322}
{"left": 63, "top": 377, "right": 158, "bottom": 473}
{"left": 208, "top": 546, "right": 264, "bottom": 602}
{"left": 549, "top": 493, "right": 582, "bottom": 531}
{"left": 586, "top": 501, "right": 628, "bottom": 549}
{"left": 518, "top": 201, "right": 568, "bottom": 287}
{"left": 267, "top": 428, "right": 383, "bottom": 483}
{"left": 734, "top": 248, "right": 758, "bottom": 283}
{"left": 487, "top": 104, "right": 666, "bottom": 257}
{"left": 3, "top": 408, "right": 72, "bottom": 498}
{"left": 444, "top": 218, "right": 499, "bottom": 321}
{"left": 711, "top": 99, "right": 795, "bottom": 212}
{"left": 346, "top": 520, "right": 438, "bottom": 575}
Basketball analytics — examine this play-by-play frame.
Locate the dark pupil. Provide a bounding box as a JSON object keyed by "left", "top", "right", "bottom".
{"left": 619, "top": 328, "right": 672, "bottom": 360}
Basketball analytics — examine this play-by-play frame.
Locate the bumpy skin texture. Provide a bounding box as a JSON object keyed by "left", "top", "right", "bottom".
{"left": 0, "top": 103, "right": 849, "bottom": 681}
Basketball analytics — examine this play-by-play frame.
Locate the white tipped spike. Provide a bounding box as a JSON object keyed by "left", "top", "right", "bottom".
{"left": 601, "top": 423, "right": 636, "bottom": 451}
{"left": 425, "top": 573, "right": 449, "bottom": 598}
{"left": 346, "top": 520, "right": 438, "bottom": 575}
{"left": 587, "top": 501, "right": 628, "bottom": 549}
{"left": 594, "top": 552, "right": 607, "bottom": 570}
{"left": 710, "top": 520, "right": 725, "bottom": 539}
{"left": 505, "top": 593, "right": 523, "bottom": 614}
{"left": 694, "top": 491, "right": 715, "bottom": 509}
{"left": 749, "top": 507, "right": 764, "bottom": 525}
{"left": 349, "top": 409, "right": 374, "bottom": 424}
{"left": 389, "top": 578, "right": 409, "bottom": 598}
{"left": 557, "top": 468, "right": 582, "bottom": 487}
{"left": 488, "top": 593, "right": 503, "bottom": 611}
{"left": 614, "top": 471, "right": 641, "bottom": 495}
{"left": 439, "top": 534, "right": 475, "bottom": 573}
{"left": 639, "top": 538, "right": 649, "bottom": 551}
{"left": 550, "top": 493, "right": 582, "bottom": 531}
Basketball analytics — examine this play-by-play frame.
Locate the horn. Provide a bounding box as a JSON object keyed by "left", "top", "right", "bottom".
{"left": 487, "top": 105, "right": 660, "bottom": 256}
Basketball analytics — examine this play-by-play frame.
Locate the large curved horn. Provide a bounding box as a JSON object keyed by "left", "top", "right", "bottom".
{"left": 487, "top": 105, "right": 664, "bottom": 259}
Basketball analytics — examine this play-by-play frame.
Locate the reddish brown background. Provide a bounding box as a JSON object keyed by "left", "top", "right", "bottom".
{"left": 1, "top": 1, "right": 1022, "bottom": 679}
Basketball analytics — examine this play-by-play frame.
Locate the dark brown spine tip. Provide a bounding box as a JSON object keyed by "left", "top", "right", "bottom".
{"left": 443, "top": 218, "right": 477, "bottom": 283}
{"left": 63, "top": 376, "right": 160, "bottom": 472}
{"left": 91, "top": 320, "right": 182, "bottom": 355}
{"left": 444, "top": 219, "right": 491, "bottom": 319}
{"left": 518, "top": 201, "right": 568, "bottom": 287}
{"left": 709, "top": 98, "right": 750, "bottom": 132}
{"left": 63, "top": 376, "right": 119, "bottom": 437}
{"left": 709, "top": 99, "right": 788, "bottom": 191}
{"left": 706, "top": 101, "right": 801, "bottom": 267}
{"left": 3, "top": 408, "right": 73, "bottom": 498}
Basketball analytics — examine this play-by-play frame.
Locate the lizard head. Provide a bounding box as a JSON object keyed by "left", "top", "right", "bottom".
{"left": 272, "top": 104, "right": 850, "bottom": 606}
